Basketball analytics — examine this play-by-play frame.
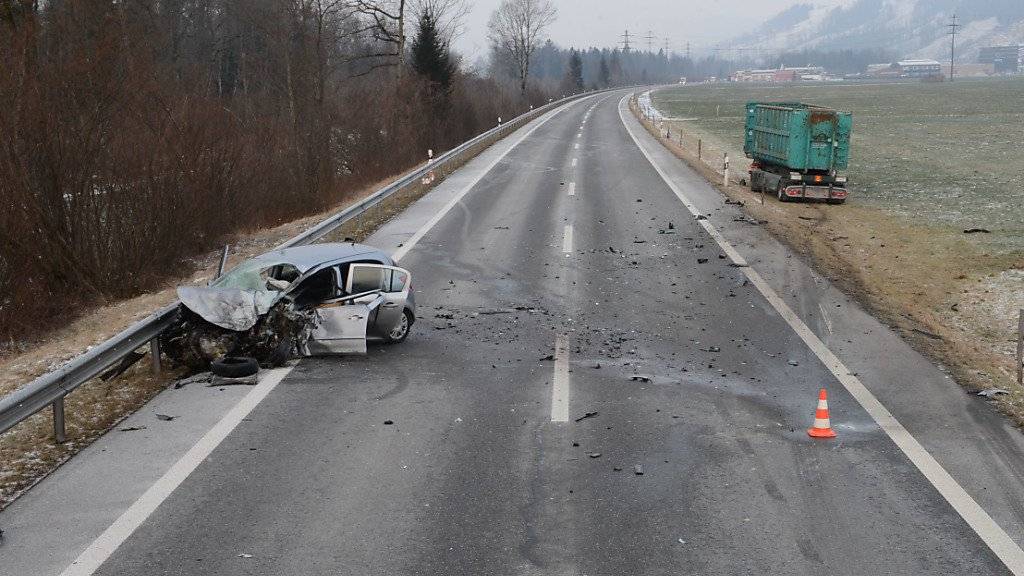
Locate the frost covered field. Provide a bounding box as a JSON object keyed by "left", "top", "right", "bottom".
{"left": 653, "top": 78, "right": 1024, "bottom": 255}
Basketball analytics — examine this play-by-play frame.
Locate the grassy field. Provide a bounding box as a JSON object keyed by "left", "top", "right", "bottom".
{"left": 653, "top": 78, "right": 1024, "bottom": 255}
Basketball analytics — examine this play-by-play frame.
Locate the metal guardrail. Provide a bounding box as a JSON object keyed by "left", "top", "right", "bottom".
{"left": 0, "top": 89, "right": 607, "bottom": 442}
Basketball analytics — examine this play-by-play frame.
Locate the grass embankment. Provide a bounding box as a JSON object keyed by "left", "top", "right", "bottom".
{"left": 642, "top": 79, "right": 1024, "bottom": 423}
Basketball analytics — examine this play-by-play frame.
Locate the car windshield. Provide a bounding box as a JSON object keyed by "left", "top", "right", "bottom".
{"left": 209, "top": 260, "right": 301, "bottom": 292}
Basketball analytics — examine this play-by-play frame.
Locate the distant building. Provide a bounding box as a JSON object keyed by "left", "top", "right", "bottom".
{"left": 894, "top": 59, "right": 943, "bottom": 78}
{"left": 978, "top": 45, "right": 1022, "bottom": 73}
{"left": 729, "top": 66, "right": 827, "bottom": 83}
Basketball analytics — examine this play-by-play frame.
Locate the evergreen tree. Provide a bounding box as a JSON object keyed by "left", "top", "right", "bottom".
{"left": 564, "top": 49, "right": 584, "bottom": 93}
{"left": 598, "top": 54, "right": 611, "bottom": 87}
{"left": 411, "top": 10, "right": 455, "bottom": 90}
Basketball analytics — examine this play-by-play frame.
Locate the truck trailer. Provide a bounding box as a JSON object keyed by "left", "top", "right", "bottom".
{"left": 744, "top": 102, "right": 852, "bottom": 204}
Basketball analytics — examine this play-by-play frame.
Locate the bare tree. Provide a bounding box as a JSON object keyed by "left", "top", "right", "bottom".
{"left": 347, "top": 0, "right": 408, "bottom": 75}
{"left": 409, "top": 0, "right": 468, "bottom": 47}
{"left": 487, "top": 0, "right": 556, "bottom": 94}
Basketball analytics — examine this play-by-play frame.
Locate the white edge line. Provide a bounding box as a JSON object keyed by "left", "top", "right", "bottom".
{"left": 60, "top": 367, "right": 295, "bottom": 576}
{"left": 551, "top": 334, "right": 570, "bottom": 422}
{"left": 616, "top": 93, "right": 1024, "bottom": 575}
{"left": 392, "top": 99, "right": 581, "bottom": 262}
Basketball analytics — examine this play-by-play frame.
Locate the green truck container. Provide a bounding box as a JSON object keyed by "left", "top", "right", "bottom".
{"left": 743, "top": 102, "right": 853, "bottom": 204}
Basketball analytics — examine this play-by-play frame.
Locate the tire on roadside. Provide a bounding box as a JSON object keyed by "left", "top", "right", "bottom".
{"left": 211, "top": 356, "right": 260, "bottom": 378}
{"left": 776, "top": 180, "right": 790, "bottom": 202}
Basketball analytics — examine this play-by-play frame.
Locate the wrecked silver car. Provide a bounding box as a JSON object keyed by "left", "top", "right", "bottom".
{"left": 162, "top": 243, "right": 415, "bottom": 370}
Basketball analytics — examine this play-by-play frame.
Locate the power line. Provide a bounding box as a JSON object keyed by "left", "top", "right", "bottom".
{"left": 948, "top": 13, "right": 961, "bottom": 81}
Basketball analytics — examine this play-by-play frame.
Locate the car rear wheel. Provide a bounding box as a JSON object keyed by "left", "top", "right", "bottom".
{"left": 386, "top": 309, "right": 414, "bottom": 343}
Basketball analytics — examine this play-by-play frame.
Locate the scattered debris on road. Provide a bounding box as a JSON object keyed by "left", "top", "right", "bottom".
{"left": 634, "top": 465, "right": 644, "bottom": 476}
{"left": 589, "top": 452, "right": 602, "bottom": 458}
{"left": 118, "top": 426, "right": 147, "bottom": 432}
{"left": 963, "top": 228, "right": 991, "bottom": 234}
{"left": 574, "top": 411, "right": 599, "bottom": 423}
{"left": 155, "top": 413, "right": 176, "bottom": 421}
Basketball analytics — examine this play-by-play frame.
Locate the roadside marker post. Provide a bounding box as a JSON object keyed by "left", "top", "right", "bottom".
{"left": 723, "top": 154, "right": 730, "bottom": 187}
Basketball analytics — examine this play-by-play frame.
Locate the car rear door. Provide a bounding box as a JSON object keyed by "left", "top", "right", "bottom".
{"left": 346, "top": 264, "right": 411, "bottom": 338}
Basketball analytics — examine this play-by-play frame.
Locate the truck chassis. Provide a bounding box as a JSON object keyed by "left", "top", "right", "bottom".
{"left": 748, "top": 163, "right": 848, "bottom": 204}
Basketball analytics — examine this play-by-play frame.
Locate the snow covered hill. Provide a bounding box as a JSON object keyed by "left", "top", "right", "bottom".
{"left": 739, "top": 0, "right": 1024, "bottom": 61}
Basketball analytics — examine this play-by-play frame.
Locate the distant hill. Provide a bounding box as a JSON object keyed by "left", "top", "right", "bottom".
{"left": 738, "top": 0, "right": 1024, "bottom": 61}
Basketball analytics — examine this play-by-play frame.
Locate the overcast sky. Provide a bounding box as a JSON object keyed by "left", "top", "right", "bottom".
{"left": 453, "top": 0, "right": 799, "bottom": 59}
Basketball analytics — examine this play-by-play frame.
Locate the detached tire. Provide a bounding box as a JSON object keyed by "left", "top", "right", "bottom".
{"left": 776, "top": 180, "right": 790, "bottom": 203}
{"left": 211, "top": 356, "right": 259, "bottom": 378}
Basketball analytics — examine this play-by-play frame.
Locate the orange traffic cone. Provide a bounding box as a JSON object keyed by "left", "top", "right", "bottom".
{"left": 807, "top": 388, "right": 837, "bottom": 438}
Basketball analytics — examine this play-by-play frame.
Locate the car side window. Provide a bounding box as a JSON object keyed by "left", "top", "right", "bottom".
{"left": 387, "top": 269, "right": 409, "bottom": 293}
{"left": 348, "top": 264, "right": 385, "bottom": 294}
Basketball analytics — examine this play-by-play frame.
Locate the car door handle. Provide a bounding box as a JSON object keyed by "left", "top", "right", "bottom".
{"left": 382, "top": 302, "right": 399, "bottom": 308}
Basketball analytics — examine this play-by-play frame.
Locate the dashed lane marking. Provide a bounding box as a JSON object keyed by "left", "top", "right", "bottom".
{"left": 551, "top": 334, "right": 570, "bottom": 422}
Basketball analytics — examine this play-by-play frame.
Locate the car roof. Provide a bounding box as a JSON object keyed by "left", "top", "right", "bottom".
{"left": 246, "top": 243, "right": 390, "bottom": 273}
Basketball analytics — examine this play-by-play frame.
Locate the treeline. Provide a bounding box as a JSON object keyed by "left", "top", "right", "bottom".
{"left": 498, "top": 42, "right": 699, "bottom": 92}
{"left": 761, "top": 47, "right": 901, "bottom": 75}
{"left": 0, "top": 0, "right": 545, "bottom": 345}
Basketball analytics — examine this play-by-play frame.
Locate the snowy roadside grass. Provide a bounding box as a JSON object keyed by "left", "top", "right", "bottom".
{"left": 638, "top": 86, "right": 1024, "bottom": 425}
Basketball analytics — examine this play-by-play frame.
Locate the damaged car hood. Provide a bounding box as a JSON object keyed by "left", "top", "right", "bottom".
{"left": 177, "top": 286, "right": 281, "bottom": 331}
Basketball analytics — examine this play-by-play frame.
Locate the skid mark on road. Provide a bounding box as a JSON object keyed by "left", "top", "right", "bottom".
{"left": 618, "top": 93, "right": 1024, "bottom": 575}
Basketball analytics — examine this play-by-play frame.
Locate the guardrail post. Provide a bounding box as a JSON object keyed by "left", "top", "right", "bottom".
{"left": 216, "top": 244, "right": 229, "bottom": 279}
{"left": 698, "top": 139, "right": 702, "bottom": 161}
{"left": 150, "top": 338, "right": 162, "bottom": 376}
{"left": 53, "top": 396, "right": 66, "bottom": 443}
{"left": 1017, "top": 309, "right": 1023, "bottom": 387}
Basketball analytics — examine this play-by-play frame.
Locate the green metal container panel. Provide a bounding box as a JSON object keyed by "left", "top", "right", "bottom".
{"left": 743, "top": 102, "right": 852, "bottom": 171}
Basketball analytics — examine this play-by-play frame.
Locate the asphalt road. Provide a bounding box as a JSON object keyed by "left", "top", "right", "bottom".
{"left": 54, "top": 91, "right": 1024, "bottom": 575}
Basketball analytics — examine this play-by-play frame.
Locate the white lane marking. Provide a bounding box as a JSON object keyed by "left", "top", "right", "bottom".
{"left": 617, "top": 94, "right": 1024, "bottom": 575}
{"left": 576, "top": 133, "right": 582, "bottom": 138}
{"left": 819, "top": 302, "right": 834, "bottom": 335}
{"left": 574, "top": 143, "right": 580, "bottom": 150}
{"left": 551, "top": 334, "right": 570, "bottom": 422}
{"left": 563, "top": 224, "right": 574, "bottom": 254}
{"left": 568, "top": 182, "right": 576, "bottom": 197}
{"left": 60, "top": 367, "right": 295, "bottom": 576}
{"left": 571, "top": 158, "right": 578, "bottom": 168}
{"left": 392, "top": 100, "right": 580, "bottom": 262}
